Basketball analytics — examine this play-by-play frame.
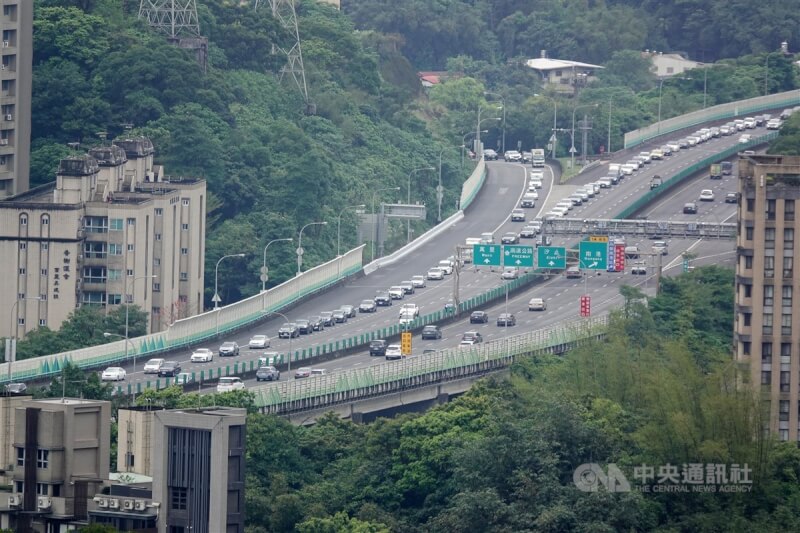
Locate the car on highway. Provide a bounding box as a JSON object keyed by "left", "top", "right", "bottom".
{"left": 143, "top": 358, "right": 165, "bottom": 374}
{"left": 683, "top": 202, "right": 698, "bottom": 214}
{"left": 529, "top": 177, "right": 543, "bottom": 189}
{"left": 725, "top": 192, "right": 739, "bottom": 204}
{"left": 295, "top": 319, "right": 313, "bottom": 334}
{"left": 652, "top": 241, "right": 669, "bottom": 255}
{"left": 650, "top": 148, "right": 664, "bottom": 160}
{"left": 294, "top": 367, "right": 312, "bottom": 379}
{"left": 369, "top": 340, "right": 387, "bottom": 356}
{"left": 248, "top": 335, "right": 270, "bottom": 349}
{"left": 504, "top": 150, "right": 522, "bottom": 162}
{"left": 4, "top": 383, "right": 27, "bottom": 394}
{"left": 411, "top": 275, "right": 426, "bottom": 288}
{"left": 217, "top": 377, "right": 245, "bottom": 393}
{"left": 400, "top": 303, "right": 420, "bottom": 318}
{"left": 631, "top": 263, "right": 648, "bottom": 275}
{"left": 501, "top": 267, "right": 519, "bottom": 280}
{"left": 535, "top": 234, "right": 552, "bottom": 247}
{"left": 319, "top": 312, "right": 335, "bottom": 327}
{"left": 375, "top": 293, "right": 393, "bottom": 306}
{"left": 437, "top": 259, "right": 454, "bottom": 274}
{"left": 101, "top": 367, "right": 126, "bottom": 381}
{"left": 470, "top": 311, "right": 489, "bottom": 324}
{"left": 359, "top": 299, "right": 377, "bottom": 313}
{"left": 501, "top": 232, "right": 519, "bottom": 244}
{"left": 566, "top": 266, "right": 582, "bottom": 279}
{"left": 460, "top": 331, "right": 483, "bottom": 346}
{"left": 666, "top": 141, "right": 681, "bottom": 152}
{"left": 739, "top": 134, "right": 751, "bottom": 144}
{"left": 528, "top": 297, "right": 547, "bottom": 311}
{"left": 176, "top": 372, "right": 194, "bottom": 384}
{"left": 399, "top": 281, "right": 415, "bottom": 295}
{"left": 421, "top": 325, "right": 442, "bottom": 340}
{"left": 256, "top": 366, "right": 280, "bottom": 382}
{"left": 497, "top": 313, "right": 516, "bottom": 327}
{"left": 483, "top": 148, "right": 499, "bottom": 160}
{"left": 332, "top": 309, "right": 348, "bottom": 323}
{"left": 426, "top": 268, "right": 445, "bottom": 280}
{"left": 388, "top": 286, "right": 405, "bottom": 299}
{"left": 598, "top": 178, "right": 613, "bottom": 188}
{"left": 638, "top": 151, "right": 652, "bottom": 163}
{"left": 530, "top": 170, "right": 544, "bottom": 180}
{"left": 190, "top": 348, "right": 214, "bottom": 363}
{"left": 699, "top": 189, "right": 715, "bottom": 201}
{"left": 767, "top": 118, "right": 782, "bottom": 130}
{"left": 278, "top": 323, "right": 300, "bottom": 338}
{"left": 219, "top": 341, "right": 240, "bottom": 357}
{"left": 399, "top": 314, "right": 415, "bottom": 327}
{"left": 385, "top": 344, "right": 403, "bottom": 360}
{"left": 511, "top": 209, "right": 526, "bottom": 222}
{"left": 521, "top": 192, "right": 537, "bottom": 208}
{"left": 624, "top": 245, "right": 640, "bottom": 259}
{"left": 341, "top": 304, "right": 357, "bottom": 318}
{"left": 158, "top": 361, "right": 181, "bottom": 377}
{"left": 520, "top": 225, "right": 538, "bottom": 238}
{"left": 308, "top": 316, "right": 325, "bottom": 331}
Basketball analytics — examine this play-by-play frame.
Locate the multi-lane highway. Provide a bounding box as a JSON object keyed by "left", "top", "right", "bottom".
{"left": 115, "top": 121, "right": 767, "bottom": 391}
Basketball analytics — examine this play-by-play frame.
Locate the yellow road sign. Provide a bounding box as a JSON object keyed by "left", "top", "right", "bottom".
{"left": 589, "top": 235, "right": 609, "bottom": 243}
{"left": 401, "top": 331, "right": 412, "bottom": 355}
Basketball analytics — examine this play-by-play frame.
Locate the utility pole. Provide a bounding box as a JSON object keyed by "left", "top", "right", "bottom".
{"left": 580, "top": 113, "right": 592, "bottom": 166}
{"left": 655, "top": 251, "right": 663, "bottom": 296}
{"left": 452, "top": 245, "right": 461, "bottom": 316}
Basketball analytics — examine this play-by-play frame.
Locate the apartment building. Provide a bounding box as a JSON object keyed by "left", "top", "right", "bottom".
{"left": 0, "top": 390, "right": 32, "bottom": 486}
{"left": 735, "top": 153, "right": 800, "bottom": 441}
{"left": 0, "top": 0, "right": 32, "bottom": 198}
{"left": 0, "top": 398, "right": 111, "bottom": 532}
{"left": 0, "top": 136, "right": 206, "bottom": 338}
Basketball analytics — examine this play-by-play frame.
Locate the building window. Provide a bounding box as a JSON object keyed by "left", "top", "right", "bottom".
{"left": 743, "top": 313, "right": 751, "bottom": 326}
{"left": 84, "top": 216, "right": 109, "bottom": 233}
{"left": 19, "top": 242, "right": 26, "bottom": 250}
{"left": 127, "top": 244, "right": 135, "bottom": 252}
{"left": 764, "top": 285, "right": 774, "bottom": 307}
{"left": 785, "top": 228, "right": 795, "bottom": 250}
{"left": 155, "top": 208, "right": 163, "bottom": 216}
{"left": 40, "top": 294, "right": 47, "bottom": 301}
{"left": 784, "top": 257, "right": 793, "bottom": 279}
{"left": 762, "top": 342, "right": 772, "bottom": 361}
{"left": 18, "top": 267, "right": 25, "bottom": 275}
{"left": 746, "top": 198, "right": 755, "bottom": 212}
{"left": 782, "top": 343, "right": 792, "bottom": 357}
{"left": 154, "top": 258, "right": 161, "bottom": 266}
{"left": 744, "top": 256, "right": 753, "bottom": 269}
{"left": 19, "top": 215, "right": 27, "bottom": 226}
{"left": 41, "top": 217, "right": 49, "bottom": 225}
{"left": 14, "top": 481, "right": 23, "bottom": 494}
{"left": 17, "top": 318, "right": 24, "bottom": 326}
{"left": 108, "top": 269, "right": 121, "bottom": 281}
{"left": 42, "top": 243, "right": 48, "bottom": 250}
{"left": 153, "top": 283, "right": 161, "bottom": 292}
{"left": 36, "top": 483, "right": 47, "bottom": 496}
{"left": 108, "top": 294, "right": 122, "bottom": 305}
{"left": 127, "top": 218, "right": 135, "bottom": 226}
{"left": 152, "top": 307, "right": 161, "bottom": 315}
{"left": 744, "top": 284, "right": 752, "bottom": 298}
{"left": 742, "top": 341, "right": 751, "bottom": 355}
{"left": 126, "top": 269, "right": 134, "bottom": 277}
{"left": 181, "top": 248, "right": 188, "bottom": 255}
{"left": 16, "top": 448, "right": 24, "bottom": 466}
{"left": 781, "top": 372, "right": 791, "bottom": 393}
{"left": 17, "top": 293, "right": 24, "bottom": 300}
{"left": 783, "top": 286, "right": 792, "bottom": 307}
{"left": 109, "top": 244, "right": 122, "bottom": 256}
{"left": 180, "top": 272, "right": 188, "bottom": 281}
{"left": 780, "top": 400, "right": 790, "bottom": 420}
{"left": 761, "top": 371, "right": 771, "bottom": 385}
{"left": 782, "top": 314, "right": 792, "bottom": 335}
{"left": 745, "top": 227, "right": 753, "bottom": 240}
{"left": 110, "top": 218, "right": 124, "bottom": 231}
{"left": 37, "top": 449, "right": 49, "bottom": 469}
{"left": 767, "top": 199, "right": 776, "bottom": 220}
{"left": 38, "top": 319, "right": 46, "bottom": 327}
{"left": 765, "top": 228, "right": 776, "bottom": 248}
{"left": 40, "top": 268, "right": 47, "bottom": 276}
{"left": 181, "top": 223, "right": 189, "bottom": 230}
{"left": 763, "top": 313, "right": 773, "bottom": 335}
{"left": 125, "top": 294, "right": 133, "bottom": 304}
{"left": 786, "top": 200, "right": 795, "bottom": 221}
{"left": 171, "top": 487, "right": 188, "bottom": 510}
{"left": 764, "top": 256, "right": 774, "bottom": 278}
{"left": 182, "top": 198, "right": 189, "bottom": 206}
{"left": 155, "top": 233, "right": 162, "bottom": 241}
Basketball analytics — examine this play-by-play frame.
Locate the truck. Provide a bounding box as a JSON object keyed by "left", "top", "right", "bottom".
{"left": 531, "top": 148, "right": 545, "bottom": 167}
{"left": 721, "top": 161, "right": 733, "bottom": 175}
{"left": 709, "top": 163, "right": 722, "bottom": 180}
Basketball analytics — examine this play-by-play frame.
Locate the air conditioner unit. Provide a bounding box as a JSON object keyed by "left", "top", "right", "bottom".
{"left": 97, "top": 497, "right": 109, "bottom": 508}
{"left": 37, "top": 496, "right": 51, "bottom": 510}
{"left": 0, "top": 139, "right": 8, "bottom": 146}
{"left": 123, "top": 499, "right": 134, "bottom": 510}
{"left": 2, "top": 41, "right": 8, "bottom": 48}
{"left": 5, "top": 115, "right": 11, "bottom": 121}
{"left": 7, "top": 495, "right": 20, "bottom": 507}
{"left": 109, "top": 498, "right": 120, "bottom": 509}
{"left": 134, "top": 500, "right": 147, "bottom": 511}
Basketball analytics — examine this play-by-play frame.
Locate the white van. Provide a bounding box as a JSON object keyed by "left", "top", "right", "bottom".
{"left": 480, "top": 232, "right": 494, "bottom": 244}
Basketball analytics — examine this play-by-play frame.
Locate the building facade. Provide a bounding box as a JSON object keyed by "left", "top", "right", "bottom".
{"left": 0, "top": 398, "right": 111, "bottom": 532}
{"left": 525, "top": 51, "right": 603, "bottom": 94}
{"left": 151, "top": 407, "right": 246, "bottom": 533}
{"left": 0, "top": 0, "right": 32, "bottom": 198}
{"left": 0, "top": 391, "right": 32, "bottom": 486}
{"left": 0, "top": 136, "right": 206, "bottom": 338}
{"left": 735, "top": 154, "right": 800, "bottom": 442}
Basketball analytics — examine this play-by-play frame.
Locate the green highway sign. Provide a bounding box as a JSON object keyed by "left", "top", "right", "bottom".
{"left": 537, "top": 246, "right": 567, "bottom": 269}
{"left": 579, "top": 241, "right": 608, "bottom": 270}
{"left": 473, "top": 244, "right": 502, "bottom": 266}
{"left": 503, "top": 245, "right": 534, "bottom": 267}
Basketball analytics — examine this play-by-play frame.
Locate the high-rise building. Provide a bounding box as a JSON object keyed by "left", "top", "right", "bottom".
{"left": 151, "top": 407, "right": 247, "bottom": 533}
{"left": 0, "top": 136, "right": 206, "bottom": 338}
{"left": 0, "top": 0, "right": 32, "bottom": 198}
{"left": 735, "top": 153, "right": 800, "bottom": 441}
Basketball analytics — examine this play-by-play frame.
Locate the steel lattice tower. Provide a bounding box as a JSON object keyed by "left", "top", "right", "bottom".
{"left": 255, "top": 0, "right": 311, "bottom": 110}
{"left": 138, "top": 0, "right": 201, "bottom": 38}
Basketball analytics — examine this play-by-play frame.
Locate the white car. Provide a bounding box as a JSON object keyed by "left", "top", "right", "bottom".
{"left": 101, "top": 367, "right": 126, "bottom": 382}
{"left": 427, "top": 267, "right": 445, "bottom": 280}
{"left": 400, "top": 303, "right": 420, "bottom": 318}
{"left": 248, "top": 335, "right": 270, "bottom": 349}
{"left": 388, "top": 286, "right": 405, "bottom": 299}
{"left": 399, "top": 314, "right": 415, "bottom": 327}
{"left": 699, "top": 189, "right": 715, "bottom": 202}
{"left": 529, "top": 178, "right": 543, "bottom": 189}
{"left": 190, "top": 348, "right": 214, "bottom": 363}
{"left": 143, "top": 358, "right": 164, "bottom": 374}
{"left": 216, "top": 377, "right": 245, "bottom": 393}
{"left": 501, "top": 268, "right": 519, "bottom": 280}
{"left": 530, "top": 171, "right": 544, "bottom": 181}
{"left": 528, "top": 298, "right": 547, "bottom": 311}
{"left": 739, "top": 134, "right": 751, "bottom": 144}
{"left": 385, "top": 344, "right": 403, "bottom": 360}
{"left": 437, "top": 260, "right": 454, "bottom": 275}
{"left": 411, "top": 275, "right": 426, "bottom": 288}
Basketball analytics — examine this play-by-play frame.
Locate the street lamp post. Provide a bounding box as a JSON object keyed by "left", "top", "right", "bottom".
{"left": 6, "top": 297, "right": 42, "bottom": 384}
{"left": 476, "top": 104, "right": 502, "bottom": 159}
{"left": 214, "top": 255, "right": 245, "bottom": 309}
{"left": 461, "top": 130, "right": 487, "bottom": 169}
{"left": 102, "top": 332, "right": 135, "bottom": 393}
{"left": 297, "top": 222, "right": 327, "bottom": 276}
{"left": 337, "top": 204, "right": 365, "bottom": 256}
{"left": 371, "top": 187, "right": 400, "bottom": 262}
{"left": 571, "top": 104, "right": 598, "bottom": 170}
{"left": 484, "top": 91, "right": 506, "bottom": 156}
{"left": 406, "top": 167, "right": 434, "bottom": 243}
{"left": 121, "top": 274, "right": 156, "bottom": 395}
{"left": 261, "top": 238, "right": 293, "bottom": 292}
{"left": 657, "top": 77, "right": 691, "bottom": 135}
